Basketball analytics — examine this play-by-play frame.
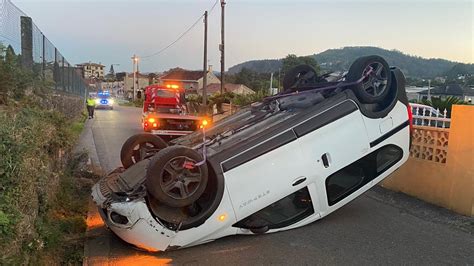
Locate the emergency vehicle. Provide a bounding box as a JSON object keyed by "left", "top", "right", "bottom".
{"left": 142, "top": 84, "right": 203, "bottom": 137}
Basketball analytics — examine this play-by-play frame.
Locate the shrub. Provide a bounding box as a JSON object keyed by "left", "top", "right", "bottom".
{"left": 421, "top": 96, "right": 465, "bottom": 117}
{"left": 232, "top": 90, "right": 268, "bottom": 107}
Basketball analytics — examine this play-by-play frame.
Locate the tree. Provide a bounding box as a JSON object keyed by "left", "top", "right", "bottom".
{"left": 281, "top": 54, "right": 320, "bottom": 76}
{"left": 421, "top": 96, "right": 465, "bottom": 117}
{"left": 148, "top": 73, "right": 158, "bottom": 84}
{"left": 115, "top": 72, "right": 126, "bottom": 81}
{"left": 105, "top": 65, "right": 116, "bottom": 82}
{"left": 109, "top": 65, "right": 115, "bottom": 76}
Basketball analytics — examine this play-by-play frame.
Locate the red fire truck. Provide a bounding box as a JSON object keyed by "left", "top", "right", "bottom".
{"left": 142, "top": 84, "right": 203, "bottom": 137}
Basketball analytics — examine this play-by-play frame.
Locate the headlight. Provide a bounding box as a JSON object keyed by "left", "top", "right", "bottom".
{"left": 95, "top": 99, "right": 101, "bottom": 104}
{"left": 109, "top": 99, "right": 114, "bottom": 105}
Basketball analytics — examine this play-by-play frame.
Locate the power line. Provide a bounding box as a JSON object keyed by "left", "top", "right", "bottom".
{"left": 139, "top": 0, "right": 219, "bottom": 60}
{"left": 209, "top": 0, "right": 219, "bottom": 14}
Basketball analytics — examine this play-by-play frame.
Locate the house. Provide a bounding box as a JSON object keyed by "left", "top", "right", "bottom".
{"left": 124, "top": 73, "right": 150, "bottom": 98}
{"left": 158, "top": 67, "right": 220, "bottom": 93}
{"left": 200, "top": 83, "right": 255, "bottom": 96}
{"left": 406, "top": 86, "right": 428, "bottom": 101}
{"left": 418, "top": 84, "right": 474, "bottom": 103}
{"left": 76, "top": 62, "right": 105, "bottom": 79}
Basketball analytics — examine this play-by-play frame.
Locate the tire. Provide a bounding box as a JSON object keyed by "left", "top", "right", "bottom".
{"left": 146, "top": 145, "right": 208, "bottom": 208}
{"left": 120, "top": 134, "right": 168, "bottom": 169}
{"left": 346, "top": 55, "right": 392, "bottom": 104}
{"left": 283, "top": 64, "right": 318, "bottom": 91}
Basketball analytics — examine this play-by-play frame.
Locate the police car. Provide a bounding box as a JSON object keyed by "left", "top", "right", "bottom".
{"left": 95, "top": 91, "right": 114, "bottom": 110}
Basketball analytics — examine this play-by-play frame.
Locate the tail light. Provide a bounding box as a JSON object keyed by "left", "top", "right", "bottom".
{"left": 407, "top": 106, "right": 413, "bottom": 133}
{"left": 407, "top": 105, "right": 413, "bottom": 148}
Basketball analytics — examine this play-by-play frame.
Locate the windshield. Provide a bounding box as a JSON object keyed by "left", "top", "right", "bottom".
{"left": 156, "top": 89, "right": 176, "bottom": 98}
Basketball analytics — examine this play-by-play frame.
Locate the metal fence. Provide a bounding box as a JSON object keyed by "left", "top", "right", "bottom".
{"left": 0, "top": 0, "right": 87, "bottom": 97}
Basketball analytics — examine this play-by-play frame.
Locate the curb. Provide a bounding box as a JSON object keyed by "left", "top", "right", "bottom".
{"left": 74, "top": 119, "right": 110, "bottom": 265}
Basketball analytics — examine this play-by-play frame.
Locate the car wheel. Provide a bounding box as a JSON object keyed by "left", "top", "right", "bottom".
{"left": 146, "top": 146, "right": 208, "bottom": 208}
{"left": 283, "top": 64, "right": 318, "bottom": 92}
{"left": 346, "top": 55, "right": 392, "bottom": 104}
{"left": 120, "top": 134, "right": 168, "bottom": 168}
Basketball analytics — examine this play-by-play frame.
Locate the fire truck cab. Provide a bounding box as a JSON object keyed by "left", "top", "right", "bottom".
{"left": 142, "top": 84, "right": 201, "bottom": 137}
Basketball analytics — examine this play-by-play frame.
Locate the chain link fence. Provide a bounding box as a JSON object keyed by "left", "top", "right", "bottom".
{"left": 0, "top": 0, "right": 87, "bottom": 97}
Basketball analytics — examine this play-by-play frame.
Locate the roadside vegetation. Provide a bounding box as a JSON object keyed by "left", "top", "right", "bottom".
{"left": 0, "top": 43, "right": 93, "bottom": 264}
{"left": 410, "top": 96, "right": 466, "bottom": 117}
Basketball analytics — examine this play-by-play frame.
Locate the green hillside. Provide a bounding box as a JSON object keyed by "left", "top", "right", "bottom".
{"left": 228, "top": 46, "right": 465, "bottom": 79}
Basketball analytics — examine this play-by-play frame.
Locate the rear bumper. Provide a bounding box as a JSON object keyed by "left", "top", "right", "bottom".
{"left": 151, "top": 129, "right": 193, "bottom": 136}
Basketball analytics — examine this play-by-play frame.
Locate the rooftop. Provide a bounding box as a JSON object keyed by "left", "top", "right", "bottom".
{"left": 160, "top": 68, "right": 205, "bottom": 81}
{"left": 203, "top": 83, "right": 254, "bottom": 94}
{"left": 77, "top": 62, "right": 105, "bottom": 67}
{"left": 418, "top": 84, "right": 474, "bottom": 96}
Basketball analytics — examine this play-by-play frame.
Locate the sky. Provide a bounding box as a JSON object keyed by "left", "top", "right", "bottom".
{"left": 11, "top": 0, "right": 474, "bottom": 73}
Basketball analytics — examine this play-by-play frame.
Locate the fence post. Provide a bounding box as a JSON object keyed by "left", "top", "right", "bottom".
{"left": 422, "top": 108, "right": 427, "bottom": 126}
{"left": 54, "top": 48, "right": 58, "bottom": 90}
{"left": 42, "top": 34, "right": 46, "bottom": 79}
{"left": 20, "top": 16, "right": 33, "bottom": 69}
{"left": 61, "top": 57, "right": 65, "bottom": 91}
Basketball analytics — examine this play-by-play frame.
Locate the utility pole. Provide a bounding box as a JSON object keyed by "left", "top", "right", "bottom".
{"left": 131, "top": 55, "right": 138, "bottom": 101}
{"left": 220, "top": 0, "right": 226, "bottom": 94}
{"left": 202, "top": 11, "right": 208, "bottom": 114}
{"left": 278, "top": 68, "right": 281, "bottom": 92}
{"left": 269, "top": 72, "right": 273, "bottom": 95}
{"left": 428, "top": 79, "right": 431, "bottom": 101}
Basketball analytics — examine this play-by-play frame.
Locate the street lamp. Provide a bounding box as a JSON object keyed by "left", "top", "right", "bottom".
{"left": 131, "top": 55, "right": 139, "bottom": 101}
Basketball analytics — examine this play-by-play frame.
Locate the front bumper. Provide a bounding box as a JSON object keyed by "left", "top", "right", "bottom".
{"left": 95, "top": 104, "right": 113, "bottom": 109}
{"left": 91, "top": 180, "right": 176, "bottom": 251}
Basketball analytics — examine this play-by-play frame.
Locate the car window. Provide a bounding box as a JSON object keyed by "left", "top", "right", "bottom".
{"left": 233, "top": 187, "right": 314, "bottom": 230}
{"left": 157, "top": 90, "right": 176, "bottom": 98}
{"left": 376, "top": 145, "right": 403, "bottom": 173}
{"left": 326, "top": 145, "right": 403, "bottom": 206}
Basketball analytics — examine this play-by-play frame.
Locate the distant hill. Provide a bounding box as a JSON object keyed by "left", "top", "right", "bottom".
{"left": 228, "top": 46, "right": 465, "bottom": 79}
{"left": 228, "top": 59, "right": 282, "bottom": 75}
{"left": 445, "top": 63, "right": 474, "bottom": 80}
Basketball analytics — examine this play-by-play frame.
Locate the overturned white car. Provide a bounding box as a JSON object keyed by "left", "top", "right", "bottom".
{"left": 92, "top": 56, "right": 412, "bottom": 251}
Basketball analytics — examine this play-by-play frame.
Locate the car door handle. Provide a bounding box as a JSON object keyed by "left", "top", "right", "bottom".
{"left": 321, "top": 153, "right": 331, "bottom": 168}
{"left": 292, "top": 177, "right": 307, "bottom": 186}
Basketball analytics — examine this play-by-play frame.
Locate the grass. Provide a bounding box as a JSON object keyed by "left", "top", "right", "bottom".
{"left": 0, "top": 105, "right": 99, "bottom": 264}
{"left": 30, "top": 152, "right": 96, "bottom": 265}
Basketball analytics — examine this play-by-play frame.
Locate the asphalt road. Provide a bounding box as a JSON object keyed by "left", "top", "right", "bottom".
{"left": 84, "top": 105, "right": 473, "bottom": 265}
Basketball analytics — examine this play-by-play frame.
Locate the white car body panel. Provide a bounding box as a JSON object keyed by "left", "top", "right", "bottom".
{"left": 362, "top": 101, "right": 408, "bottom": 144}
{"left": 223, "top": 138, "right": 308, "bottom": 221}
{"left": 168, "top": 187, "right": 238, "bottom": 248}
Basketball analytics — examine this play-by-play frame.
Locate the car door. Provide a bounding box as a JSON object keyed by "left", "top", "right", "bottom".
{"left": 222, "top": 130, "right": 312, "bottom": 224}
{"left": 294, "top": 100, "right": 370, "bottom": 216}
